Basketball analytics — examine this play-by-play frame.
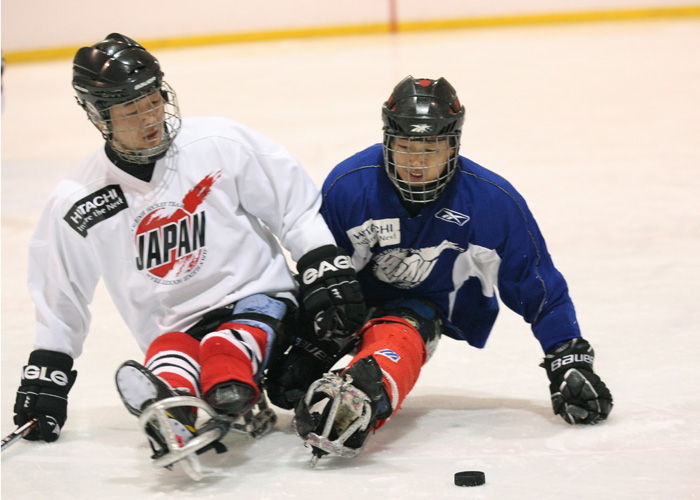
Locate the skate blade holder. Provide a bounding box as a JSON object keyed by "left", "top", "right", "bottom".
{"left": 233, "top": 395, "right": 277, "bottom": 439}
{"left": 295, "top": 374, "right": 373, "bottom": 466}
{"left": 139, "top": 395, "right": 231, "bottom": 481}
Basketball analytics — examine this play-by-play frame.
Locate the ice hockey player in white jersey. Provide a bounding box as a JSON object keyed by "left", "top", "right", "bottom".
{"left": 268, "top": 76, "right": 613, "bottom": 465}
{"left": 11, "top": 33, "right": 366, "bottom": 477}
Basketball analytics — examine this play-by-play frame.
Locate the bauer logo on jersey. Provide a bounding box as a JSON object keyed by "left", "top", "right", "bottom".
{"left": 132, "top": 171, "right": 222, "bottom": 285}
{"left": 346, "top": 218, "right": 400, "bottom": 248}
{"left": 64, "top": 185, "right": 128, "bottom": 237}
{"left": 435, "top": 208, "right": 470, "bottom": 226}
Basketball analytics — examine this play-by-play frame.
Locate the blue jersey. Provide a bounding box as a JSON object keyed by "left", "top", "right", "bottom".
{"left": 321, "top": 144, "right": 580, "bottom": 352}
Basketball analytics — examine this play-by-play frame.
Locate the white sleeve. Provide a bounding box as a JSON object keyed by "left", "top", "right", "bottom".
{"left": 235, "top": 138, "right": 336, "bottom": 262}
{"left": 28, "top": 194, "right": 101, "bottom": 359}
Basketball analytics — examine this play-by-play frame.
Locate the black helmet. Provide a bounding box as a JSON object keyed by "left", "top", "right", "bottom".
{"left": 382, "top": 76, "right": 464, "bottom": 205}
{"left": 72, "top": 33, "right": 181, "bottom": 164}
{"left": 382, "top": 76, "right": 464, "bottom": 137}
{"left": 72, "top": 33, "right": 163, "bottom": 112}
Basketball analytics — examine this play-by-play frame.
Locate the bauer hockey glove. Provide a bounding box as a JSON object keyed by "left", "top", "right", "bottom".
{"left": 266, "top": 331, "right": 359, "bottom": 410}
{"left": 14, "top": 349, "right": 77, "bottom": 442}
{"left": 541, "top": 338, "right": 613, "bottom": 425}
{"left": 297, "top": 245, "right": 367, "bottom": 344}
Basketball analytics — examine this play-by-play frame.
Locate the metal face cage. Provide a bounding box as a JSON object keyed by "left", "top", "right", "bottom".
{"left": 92, "top": 82, "right": 181, "bottom": 164}
{"left": 383, "top": 132, "right": 460, "bottom": 204}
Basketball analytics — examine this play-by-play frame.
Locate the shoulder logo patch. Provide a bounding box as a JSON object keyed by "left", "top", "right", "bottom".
{"left": 64, "top": 185, "right": 128, "bottom": 237}
{"left": 435, "top": 208, "right": 470, "bottom": 226}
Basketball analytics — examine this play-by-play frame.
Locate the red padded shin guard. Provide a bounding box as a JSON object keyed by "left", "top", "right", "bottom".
{"left": 144, "top": 331, "right": 201, "bottom": 397}
{"left": 199, "top": 322, "right": 268, "bottom": 401}
{"left": 347, "top": 317, "right": 427, "bottom": 428}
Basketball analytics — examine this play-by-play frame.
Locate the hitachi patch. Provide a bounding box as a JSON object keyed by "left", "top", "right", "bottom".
{"left": 346, "top": 218, "right": 400, "bottom": 248}
{"left": 64, "top": 185, "right": 128, "bottom": 237}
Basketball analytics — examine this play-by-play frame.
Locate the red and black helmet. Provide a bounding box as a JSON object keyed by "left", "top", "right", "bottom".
{"left": 382, "top": 76, "right": 464, "bottom": 205}
{"left": 382, "top": 76, "right": 464, "bottom": 137}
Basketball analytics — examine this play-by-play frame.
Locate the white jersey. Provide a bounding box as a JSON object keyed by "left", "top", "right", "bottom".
{"left": 29, "top": 117, "right": 335, "bottom": 358}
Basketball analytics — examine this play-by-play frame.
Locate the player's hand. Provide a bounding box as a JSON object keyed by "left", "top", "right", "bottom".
{"left": 297, "top": 245, "right": 367, "bottom": 344}
{"left": 13, "top": 349, "right": 77, "bottom": 442}
{"left": 541, "top": 338, "right": 613, "bottom": 425}
{"left": 266, "top": 331, "right": 359, "bottom": 410}
{"left": 266, "top": 340, "right": 328, "bottom": 410}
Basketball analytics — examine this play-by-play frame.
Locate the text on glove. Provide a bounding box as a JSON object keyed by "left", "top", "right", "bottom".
{"left": 302, "top": 255, "right": 352, "bottom": 284}
{"left": 550, "top": 353, "right": 594, "bottom": 372}
{"left": 22, "top": 366, "right": 71, "bottom": 386}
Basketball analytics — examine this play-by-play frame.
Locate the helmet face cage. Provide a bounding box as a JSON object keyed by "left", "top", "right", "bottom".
{"left": 381, "top": 76, "right": 464, "bottom": 204}
{"left": 91, "top": 82, "right": 181, "bottom": 164}
{"left": 383, "top": 132, "right": 460, "bottom": 203}
{"left": 72, "top": 33, "right": 181, "bottom": 164}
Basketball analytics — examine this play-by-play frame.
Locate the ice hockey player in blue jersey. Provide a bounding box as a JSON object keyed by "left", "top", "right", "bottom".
{"left": 267, "top": 75, "right": 613, "bottom": 465}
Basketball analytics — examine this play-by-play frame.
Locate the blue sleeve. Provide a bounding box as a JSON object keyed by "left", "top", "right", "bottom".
{"left": 494, "top": 191, "right": 581, "bottom": 353}
{"left": 321, "top": 173, "right": 355, "bottom": 254}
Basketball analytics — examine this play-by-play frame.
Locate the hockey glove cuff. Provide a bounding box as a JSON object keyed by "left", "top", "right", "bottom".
{"left": 297, "top": 245, "right": 367, "bottom": 343}
{"left": 541, "top": 338, "right": 613, "bottom": 425}
{"left": 14, "top": 349, "right": 77, "bottom": 442}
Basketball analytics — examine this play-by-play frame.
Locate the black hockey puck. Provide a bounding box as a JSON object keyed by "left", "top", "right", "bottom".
{"left": 454, "top": 471, "right": 485, "bottom": 487}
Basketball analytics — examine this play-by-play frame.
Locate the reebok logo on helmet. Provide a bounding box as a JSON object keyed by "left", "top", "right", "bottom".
{"left": 410, "top": 124, "right": 433, "bottom": 133}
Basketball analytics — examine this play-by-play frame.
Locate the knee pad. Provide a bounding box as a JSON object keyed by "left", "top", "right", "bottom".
{"left": 229, "top": 294, "right": 290, "bottom": 374}
{"left": 372, "top": 299, "right": 442, "bottom": 361}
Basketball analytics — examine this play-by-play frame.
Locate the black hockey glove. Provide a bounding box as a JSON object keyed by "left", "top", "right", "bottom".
{"left": 297, "top": 245, "right": 367, "bottom": 344}
{"left": 541, "top": 338, "right": 613, "bottom": 425}
{"left": 266, "top": 332, "right": 359, "bottom": 410}
{"left": 14, "top": 349, "right": 77, "bottom": 442}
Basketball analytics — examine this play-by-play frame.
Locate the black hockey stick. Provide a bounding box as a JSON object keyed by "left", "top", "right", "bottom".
{"left": 1, "top": 419, "right": 36, "bottom": 452}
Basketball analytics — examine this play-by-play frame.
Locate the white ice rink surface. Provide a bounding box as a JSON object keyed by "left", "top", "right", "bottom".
{"left": 2, "top": 18, "right": 700, "bottom": 499}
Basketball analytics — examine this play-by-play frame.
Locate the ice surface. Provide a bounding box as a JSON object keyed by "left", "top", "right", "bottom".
{"left": 2, "top": 19, "right": 700, "bottom": 499}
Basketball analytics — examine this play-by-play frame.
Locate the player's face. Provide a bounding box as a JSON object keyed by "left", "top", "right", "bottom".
{"left": 108, "top": 91, "right": 165, "bottom": 152}
{"left": 390, "top": 136, "right": 455, "bottom": 185}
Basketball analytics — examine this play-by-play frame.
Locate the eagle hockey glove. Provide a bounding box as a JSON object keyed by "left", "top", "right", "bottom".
{"left": 541, "top": 338, "right": 613, "bottom": 425}
{"left": 14, "top": 349, "right": 77, "bottom": 442}
{"left": 297, "top": 245, "right": 367, "bottom": 343}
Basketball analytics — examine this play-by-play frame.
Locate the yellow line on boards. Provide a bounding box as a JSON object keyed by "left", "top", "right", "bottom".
{"left": 3, "top": 23, "right": 390, "bottom": 64}
{"left": 4, "top": 6, "right": 700, "bottom": 64}
{"left": 400, "top": 5, "right": 700, "bottom": 32}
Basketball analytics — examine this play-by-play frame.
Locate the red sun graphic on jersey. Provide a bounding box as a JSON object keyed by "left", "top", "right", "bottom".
{"left": 134, "top": 171, "right": 222, "bottom": 284}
